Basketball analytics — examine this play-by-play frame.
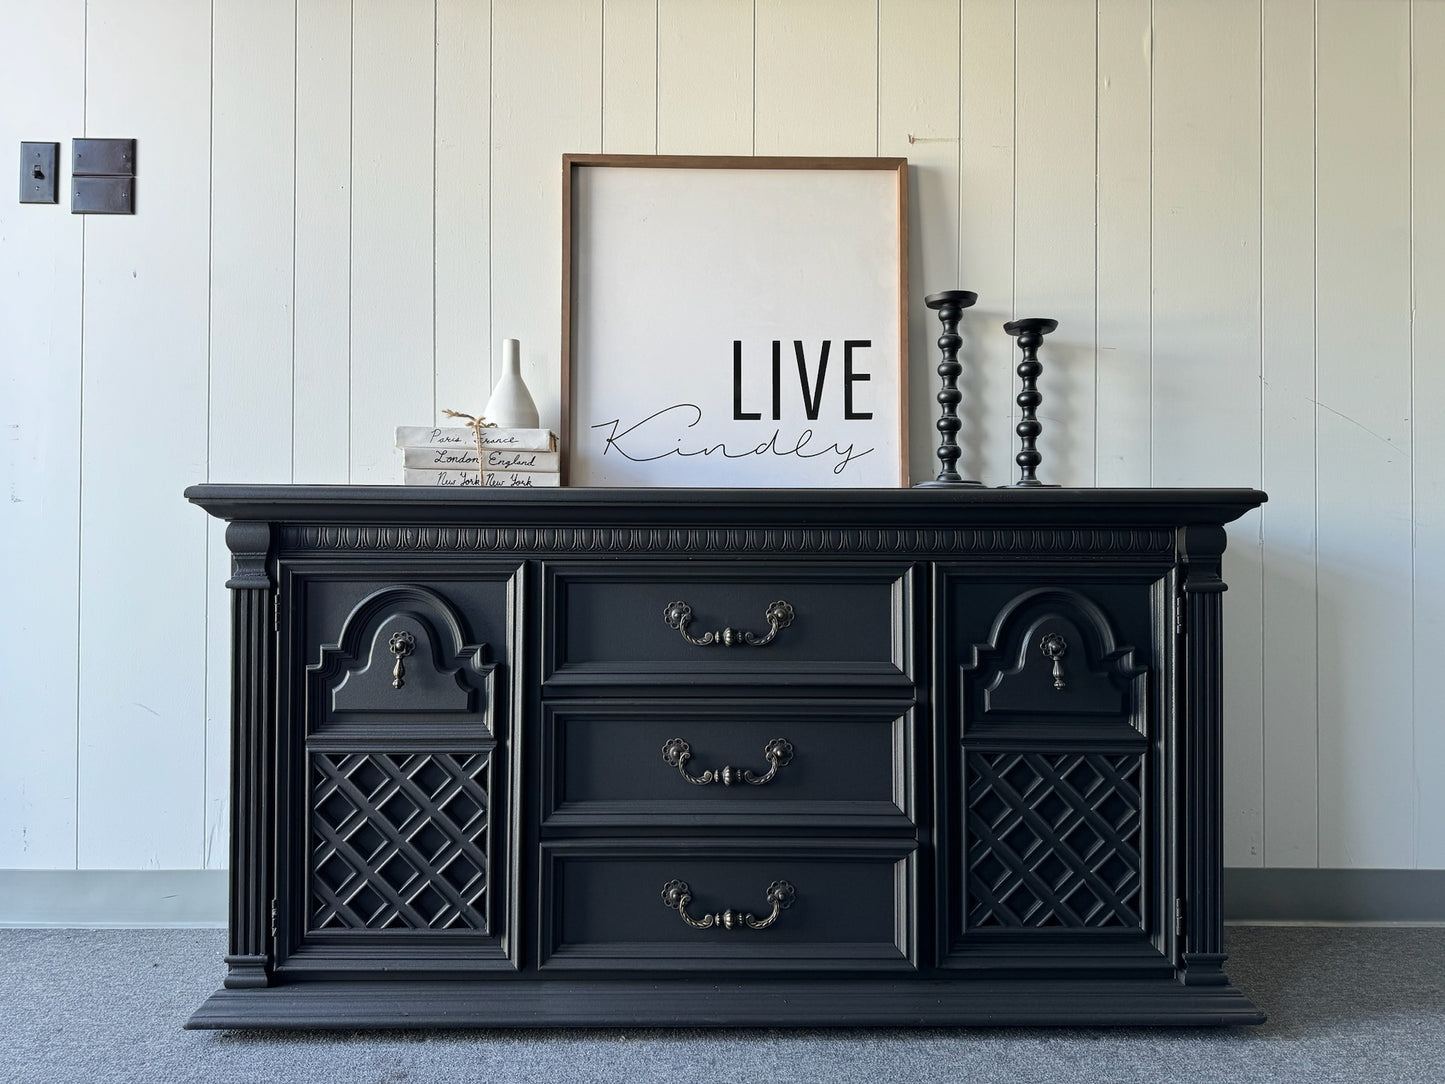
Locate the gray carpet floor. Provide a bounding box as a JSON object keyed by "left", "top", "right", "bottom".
{"left": 1, "top": 926, "right": 1440, "bottom": 1083}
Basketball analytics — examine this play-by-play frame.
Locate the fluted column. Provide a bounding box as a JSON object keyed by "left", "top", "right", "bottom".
{"left": 222, "top": 520, "right": 275, "bottom": 990}
{"left": 1178, "top": 524, "right": 1229, "bottom": 986}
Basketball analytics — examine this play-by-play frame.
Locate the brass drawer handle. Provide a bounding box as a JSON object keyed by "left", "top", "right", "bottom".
{"left": 661, "top": 737, "right": 794, "bottom": 787}
{"left": 1040, "top": 632, "right": 1067, "bottom": 689}
{"left": 662, "top": 599, "right": 795, "bottom": 648}
{"left": 661, "top": 878, "right": 796, "bottom": 931}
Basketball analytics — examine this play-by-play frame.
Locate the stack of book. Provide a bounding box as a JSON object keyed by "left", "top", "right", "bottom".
{"left": 396, "top": 426, "right": 561, "bottom": 487}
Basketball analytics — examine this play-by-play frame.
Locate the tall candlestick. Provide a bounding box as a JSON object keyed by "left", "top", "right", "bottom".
{"left": 917, "top": 290, "right": 982, "bottom": 487}
{"left": 1003, "top": 317, "right": 1059, "bottom": 487}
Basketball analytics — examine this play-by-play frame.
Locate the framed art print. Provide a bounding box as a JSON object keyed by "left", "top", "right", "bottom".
{"left": 562, "top": 154, "right": 908, "bottom": 487}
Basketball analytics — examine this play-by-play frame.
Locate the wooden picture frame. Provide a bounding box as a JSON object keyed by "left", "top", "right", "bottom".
{"left": 562, "top": 154, "right": 908, "bottom": 487}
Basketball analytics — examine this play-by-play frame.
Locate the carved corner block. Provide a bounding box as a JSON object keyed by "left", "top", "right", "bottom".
{"left": 225, "top": 520, "right": 274, "bottom": 590}
{"left": 223, "top": 955, "right": 271, "bottom": 990}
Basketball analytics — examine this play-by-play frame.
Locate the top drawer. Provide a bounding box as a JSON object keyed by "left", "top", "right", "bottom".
{"left": 542, "top": 561, "right": 915, "bottom": 695}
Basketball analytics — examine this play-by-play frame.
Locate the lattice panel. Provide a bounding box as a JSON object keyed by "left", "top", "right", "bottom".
{"left": 309, "top": 752, "right": 490, "bottom": 931}
{"left": 965, "top": 752, "right": 1142, "bottom": 930}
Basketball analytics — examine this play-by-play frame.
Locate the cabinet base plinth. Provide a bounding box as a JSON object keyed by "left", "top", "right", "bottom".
{"left": 186, "top": 977, "right": 1264, "bottom": 1030}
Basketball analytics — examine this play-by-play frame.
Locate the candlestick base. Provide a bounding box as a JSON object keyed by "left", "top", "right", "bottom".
{"left": 913, "top": 478, "right": 988, "bottom": 489}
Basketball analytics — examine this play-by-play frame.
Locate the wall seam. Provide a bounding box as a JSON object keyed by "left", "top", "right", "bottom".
{"left": 654, "top": 0, "right": 659, "bottom": 152}
{"left": 1312, "top": 0, "right": 1321, "bottom": 868}
{"left": 1092, "top": 0, "right": 1099, "bottom": 486}
{"left": 201, "top": 0, "right": 216, "bottom": 868}
{"left": 488, "top": 0, "right": 493, "bottom": 389}
{"left": 957, "top": 0, "right": 963, "bottom": 287}
{"left": 347, "top": 0, "right": 354, "bottom": 482}
{"left": 1408, "top": 0, "right": 1418, "bottom": 868}
{"left": 600, "top": 0, "right": 606, "bottom": 150}
{"left": 1147, "top": 0, "right": 1154, "bottom": 487}
{"left": 432, "top": 0, "right": 439, "bottom": 419}
{"left": 291, "top": 0, "right": 299, "bottom": 481}
{"left": 1257, "top": 0, "right": 1267, "bottom": 866}
{"left": 75, "top": 0, "right": 90, "bottom": 870}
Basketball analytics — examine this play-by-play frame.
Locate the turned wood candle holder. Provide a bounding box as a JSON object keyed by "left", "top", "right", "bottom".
{"left": 1003, "top": 317, "right": 1059, "bottom": 487}
{"left": 917, "top": 290, "right": 983, "bottom": 487}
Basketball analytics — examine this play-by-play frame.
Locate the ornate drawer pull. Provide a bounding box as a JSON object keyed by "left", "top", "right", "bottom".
{"left": 662, "top": 599, "right": 795, "bottom": 648}
{"left": 388, "top": 631, "right": 416, "bottom": 689}
{"left": 661, "top": 879, "right": 796, "bottom": 931}
{"left": 1040, "top": 632, "right": 1067, "bottom": 690}
{"left": 661, "top": 737, "right": 794, "bottom": 787}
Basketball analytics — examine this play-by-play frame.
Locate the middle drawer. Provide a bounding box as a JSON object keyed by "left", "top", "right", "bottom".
{"left": 541, "top": 700, "right": 917, "bottom": 833}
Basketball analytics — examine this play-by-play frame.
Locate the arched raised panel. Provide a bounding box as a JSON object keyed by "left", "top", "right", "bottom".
{"left": 307, "top": 585, "right": 497, "bottom": 735}
{"left": 960, "top": 587, "right": 1148, "bottom": 736}
{"left": 985, "top": 614, "right": 1127, "bottom": 717}
{"left": 331, "top": 612, "right": 473, "bottom": 714}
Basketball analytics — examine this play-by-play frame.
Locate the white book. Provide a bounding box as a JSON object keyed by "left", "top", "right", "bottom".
{"left": 402, "top": 469, "right": 561, "bottom": 488}
{"left": 395, "top": 426, "right": 555, "bottom": 452}
{"left": 402, "top": 446, "right": 561, "bottom": 472}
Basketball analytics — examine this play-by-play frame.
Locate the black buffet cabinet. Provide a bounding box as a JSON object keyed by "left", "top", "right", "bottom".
{"left": 184, "top": 485, "right": 1265, "bottom": 1028}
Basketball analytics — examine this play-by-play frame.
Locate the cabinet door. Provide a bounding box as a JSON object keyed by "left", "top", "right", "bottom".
{"left": 935, "top": 570, "right": 1178, "bottom": 976}
{"left": 273, "top": 564, "right": 523, "bottom": 976}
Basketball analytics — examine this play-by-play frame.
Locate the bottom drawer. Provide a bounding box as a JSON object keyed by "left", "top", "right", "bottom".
{"left": 540, "top": 841, "right": 916, "bottom": 971}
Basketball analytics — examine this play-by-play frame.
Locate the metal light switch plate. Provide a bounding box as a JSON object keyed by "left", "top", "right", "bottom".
{"left": 71, "top": 138, "right": 136, "bottom": 214}
{"left": 72, "top": 176, "right": 135, "bottom": 215}
{"left": 72, "top": 138, "right": 135, "bottom": 177}
{"left": 19, "top": 142, "right": 59, "bottom": 204}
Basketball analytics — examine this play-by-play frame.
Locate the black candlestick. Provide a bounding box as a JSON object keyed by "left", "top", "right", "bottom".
{"left": 1003, "top": 317, "right": 1058, "bottom": 487}
{"left": 917, "top": 290, "right": 982, "bottom": 487}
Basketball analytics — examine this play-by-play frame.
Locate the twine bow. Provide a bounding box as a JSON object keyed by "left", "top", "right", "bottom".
{"left": 442, "top": 408, "right": 496, "bottom": 480}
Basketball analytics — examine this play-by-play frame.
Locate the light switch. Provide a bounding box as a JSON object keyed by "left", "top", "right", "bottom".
{"left": 19, "top": 142, "right": 59, "bottom": 204}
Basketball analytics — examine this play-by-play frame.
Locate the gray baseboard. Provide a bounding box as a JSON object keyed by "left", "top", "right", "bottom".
{"left": 1224, "top": 867, "right": 1445, "bottom": 923}
{"left": 0, "top": 870, "right": 227, "bottom": 927}
{"left": 2, "top": 868, "right": 1441, "bottom": 927}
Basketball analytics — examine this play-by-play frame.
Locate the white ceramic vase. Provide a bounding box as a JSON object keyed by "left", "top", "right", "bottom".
{"left": 483, "top": 338, "right": 540, "bottom": 428}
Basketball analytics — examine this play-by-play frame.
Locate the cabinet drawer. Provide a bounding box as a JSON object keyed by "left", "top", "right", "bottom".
{"left": 540, "top": 842, "right": 916, "bottom": 971}
{"left": 543, "top": 561, "right": 915, "bottom": 693}
{"left": 542, "top": 701, "right": 914, "bottom": 831}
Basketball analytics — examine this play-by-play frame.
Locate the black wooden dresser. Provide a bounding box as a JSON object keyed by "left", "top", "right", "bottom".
{"left": 184, "top": 485, "right": 1265, "bottom": 1027}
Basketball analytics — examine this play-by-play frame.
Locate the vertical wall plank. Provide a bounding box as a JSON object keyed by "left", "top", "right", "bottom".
{"left": 754, "top": 0, "right": 877, "bottom": 157}
{"left": 205, "top": 0, "right": 297, "bottom": 868}
{"left": 1260, "top": 0, "right": 1319, "bottom": 867}
{"left": 78, "top": 0, "right": 212, "bottom": 868}
{"left": 603, "top": 0, "right": 657, "bottom": 153}
{"left": 879, "top": 0, "right": 960, "bottom": 487}
{"left": 436, "top": 0, "right": 494, "bottom": 413}
{"left": 1414, "top": 0, "right": 1445, "bottom": 870}
{"left": 349, "top": 0, "right": 435, "bottom": 482}
{"left": 657, "top": 0, "right": 752, "bottom": 155}
{"left": 1315, "top": 0, "right": 1413, "bottom": 868}
{"left": 0, "top": 0, "right": 86, "bottom": 869}
{"left": 1094, "top": 0, "right": 1152, "bottom": 487}
{"left": 958, "top": 0, "right": 1015, "bottom": 485}
{"left": 1151, "top": 0, "right": 1264, "bottom": 867}
{"left": 1013, "top": 0, "right": 1096, "bottom": 487}
{"left": 490, "top": 0, "right": 602, "bottom": 432}
{"left": 293, "top": 0, "right": 353, "bottom": 482}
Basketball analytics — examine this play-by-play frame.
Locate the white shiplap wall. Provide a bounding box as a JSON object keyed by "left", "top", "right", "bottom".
{"left": 2, "top": 0, "right": 1441, "bottom": 875}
